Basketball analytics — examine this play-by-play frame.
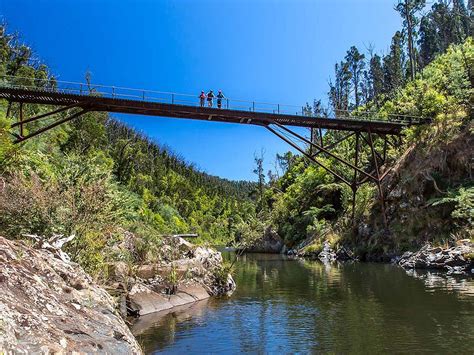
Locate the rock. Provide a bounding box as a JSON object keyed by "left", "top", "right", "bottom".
{"left": 398, "top": 241, "right": 473, "bottom": 274}
{"left": 335, "top": 246, "right": 356, "bottom": 261}
{"left": 446, "top": 266, "right": 467, "bottom": 275}
{"left": 128, "top": 282, "right": 210, "bottom": 316}
{"left": 131, "top": 298, "right": 210, "bottom": 336}
{"left": 123, "top": 237, "right": 235, "bottom": 317}
{"left": 0, "top": 236, "right": 141, "bottom": 354}
{"left": 211, "top": 273, "right": 236, "bottom": 296}
{"left": 135, "top": 264, "right": 158, "bottom": 279}
{"left": 318, "top": 241, "right": 337, "bottom": 262}
{"left": 193, "top": 246, "right": 223, "bottom": 268}
{"left": 108, "top": 261, "right": 130, "bottom": 282}
{"left": 246, "top": 227, "right": 284, "bottom": 253}
{"left": 128, "top": 283, "right": 173, "bottom": 315}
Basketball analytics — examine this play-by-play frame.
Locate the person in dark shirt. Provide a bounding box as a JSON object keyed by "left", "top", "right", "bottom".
{"left": 207, "top": 90, "right": 215, "bottom": 107}
{"left": 217, "top": 90, "right": 225, "bottom": 109}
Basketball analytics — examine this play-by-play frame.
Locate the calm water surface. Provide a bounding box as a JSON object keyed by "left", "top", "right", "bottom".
{"left": 133, "top": 252, "right": 474, "bottom": 354}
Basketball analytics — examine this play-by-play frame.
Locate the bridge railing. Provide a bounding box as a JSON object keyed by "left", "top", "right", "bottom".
{"left": 0, "top": 75, "right": 429, "bottom": 125}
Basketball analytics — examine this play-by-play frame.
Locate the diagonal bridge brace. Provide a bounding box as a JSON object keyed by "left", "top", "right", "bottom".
{"left": 12, "top": 103, "right": 90, "bottom": 144}
{"left": 271, "top": 122, "right": 378, "bottom": 183}
{"left": 265, "top": 124, "right": 353, "bottom": 186}
{"left": 264, "top": 121, "right": 392, "bottom": 229}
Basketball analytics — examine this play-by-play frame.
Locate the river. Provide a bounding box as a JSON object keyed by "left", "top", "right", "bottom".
{"left": 133, "top": 252, "right": 474, "bottom": 354}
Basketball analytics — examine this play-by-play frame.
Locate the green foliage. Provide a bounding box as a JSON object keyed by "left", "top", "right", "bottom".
{"left": 428, "top": 186, "right": 474, "bottom": 225}
{"left": 264, "top": 39, "right": 473, "bottom": 253}
{"left": 234, "top": 216, "right": 265, "bottom": 249}
{"left": 213, "top": 259, "right": 234, "bottom": 290}
{"left": 268, "top": 159, "right": 343, "bottom": 246}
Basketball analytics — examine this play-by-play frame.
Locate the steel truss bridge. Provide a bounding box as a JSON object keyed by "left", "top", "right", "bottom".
{"left": 0, "top": 77, "right": 431, "bottom": 227}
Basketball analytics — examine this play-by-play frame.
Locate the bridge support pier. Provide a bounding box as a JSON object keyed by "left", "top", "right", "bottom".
{"left": 351, "top": 132, "right": 360, "bottom": 226}
{"left": 368, "top": 129, "right": 388, "bottom": 229}
{"left": 266, "top": 122, "right": 393, "bottom": 231}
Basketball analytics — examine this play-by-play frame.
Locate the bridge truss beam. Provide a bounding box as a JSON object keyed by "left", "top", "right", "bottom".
{"left": 9, "top": 99, "right": 402, "bottom": 229}
{"left": 265, "top": 121, "right": 394, "bottom": 229}
{"left": 10, "top": 102, "right": 90, "bottom": 143}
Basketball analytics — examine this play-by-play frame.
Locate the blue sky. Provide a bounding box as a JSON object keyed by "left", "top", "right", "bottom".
{"left": 1, "top": 0, "right": 402, "bottom": 181}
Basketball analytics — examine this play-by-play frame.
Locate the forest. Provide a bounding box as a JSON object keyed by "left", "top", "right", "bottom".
{"left": 0, "top": 0, "right": 473, "bottom": 277}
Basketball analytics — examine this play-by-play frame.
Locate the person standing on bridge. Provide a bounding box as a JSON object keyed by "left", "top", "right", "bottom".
{"left": 207, "top": 90, "right": 215, "bottom": 107}
{"left": 199, "top": 91, "right": 206, "bottom": 107}
{"left": 216, "top": 90, "right": 225, "bottom": 109}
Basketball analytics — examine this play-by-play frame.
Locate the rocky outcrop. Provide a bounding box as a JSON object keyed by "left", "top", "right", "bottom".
{"left": 245, "top": 227, "right": 284, "bottom": 253}
{"left": 364, "top": 125, "right": 473, "bottom": 247}
{"left": 125, "top": 237, "right": 236, "bottom": 317}
{"left": 295, "top": 239, "right": 357, "bottom": 262}
{"left": 0, "top": 236, "right": 141, "bottom": 354}
{"left": 398, "top": 240, "right": 473, "bottom": 275}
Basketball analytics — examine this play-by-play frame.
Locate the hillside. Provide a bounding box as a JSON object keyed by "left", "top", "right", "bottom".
{"left": 250, "top": 38, "right": 473, "bottom": 258}
{"left": 0, "top": 24, "right": 256, "bottom": 277}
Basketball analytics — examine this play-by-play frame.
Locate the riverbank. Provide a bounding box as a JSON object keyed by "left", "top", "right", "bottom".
{"left": 0, "top": 236, "right": 141, "bottom": 353}
{"left": 0, "top": 235, "right": 235, "bottom": 352}
{"left": 245, "top": 228, "right": 473, "bottom": 275}
{"left": 121, "top": 236, "right": 236, "bottom": 317}
{"left": 296, "top": 238, "right": 473, "bottom": 275}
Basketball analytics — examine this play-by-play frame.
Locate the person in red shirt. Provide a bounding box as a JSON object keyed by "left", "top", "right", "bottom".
{"left": 199, "top": 91, "right": 206, "bottom": 107}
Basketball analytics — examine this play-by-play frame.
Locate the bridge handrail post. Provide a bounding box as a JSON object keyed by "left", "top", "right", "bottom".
{"left": 253, "top": 101, "right": 255, "bottom": 112}
{"left": 172, "top": 93, "right": 175, "bottom": 105}
{"left": 226, "top": 99, "right": 229, "bottom": 109}
{"left": 80, "top": 84, "right": 83, "bottom": 95}
{"left": 143, "top": 91, "right": 145, "bottom": 101}
{"left": 112, "top": 86, "right": 115, "bottom": 98}
{"left": 277, "top": 104, "right": 280, "bottom": 114}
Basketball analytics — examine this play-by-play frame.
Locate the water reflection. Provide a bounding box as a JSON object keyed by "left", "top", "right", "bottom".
{"left": 404, "top": 268, "right": 474, "bottom": 297}
{"left": 134, "top": 253, "right": 474, "bottom": 354}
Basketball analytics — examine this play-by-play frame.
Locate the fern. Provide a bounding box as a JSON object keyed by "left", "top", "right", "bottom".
{"left": 428, "top": 186, "right": 474, "bottom": 223}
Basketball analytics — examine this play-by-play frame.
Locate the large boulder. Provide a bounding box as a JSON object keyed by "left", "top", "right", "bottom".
{"left": 318, "top": 241, "right": 337, "bottom": 262}
{"left": 0, "top": 236, "right": 141, "bottom": 354}
{"left": 125, "top": 237, "right": 235, "bottom": 317}
{"left": 246, "top": 227, "right": 285, "bottom": 253}
{"left": 128, "top": 282, "right": 210, "bottom": 316}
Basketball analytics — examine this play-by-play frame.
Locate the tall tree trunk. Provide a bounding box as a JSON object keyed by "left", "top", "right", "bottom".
{"left": 405, "top": 0, "right": 416, "bottom": 81}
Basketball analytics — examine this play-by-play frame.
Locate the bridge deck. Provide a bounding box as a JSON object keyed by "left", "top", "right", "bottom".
{"left": 0, "top": 86, "right": 425, "bottom": 135}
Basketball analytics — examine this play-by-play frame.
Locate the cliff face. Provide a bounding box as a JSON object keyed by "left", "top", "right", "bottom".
{"left": 360, "top": 122, "right": 473, "bottom": 255}
{"left": 0, "top": 236, "right": 142, "bottom": 354}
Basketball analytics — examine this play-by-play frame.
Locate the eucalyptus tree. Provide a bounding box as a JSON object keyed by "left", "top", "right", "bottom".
{"left": 383, "top": 31, "right": 406, "bottom": 95}
{"left": 345, "top": 46, "right": 366, "bottom": 107}
{"left": 395, "top": 0, "right": 425, "bottom": 80}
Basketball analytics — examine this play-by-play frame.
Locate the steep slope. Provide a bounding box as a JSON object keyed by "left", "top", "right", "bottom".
{"left": 258, "top": 39, "right": 473, "bottom": 257}
{"left": 357, "top": 39, "right": 473, "bottom": 256}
